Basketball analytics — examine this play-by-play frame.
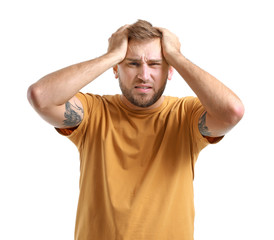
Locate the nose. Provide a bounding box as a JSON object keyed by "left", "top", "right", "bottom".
{"left": 137, "top": 64, "right": 150, "bottom": 81}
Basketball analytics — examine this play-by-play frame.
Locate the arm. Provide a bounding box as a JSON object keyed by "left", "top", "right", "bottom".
{"left": 157, "top": 27, "right": 245, "bottom": 137}
{"left": 27, "top": 25, "right": 129, "bottom": 128}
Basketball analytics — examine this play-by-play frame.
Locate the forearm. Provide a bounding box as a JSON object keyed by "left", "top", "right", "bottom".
{"left": 158, "top": 27, "right": 244, "bottom": 136}
{"left": 28, "top": 52, "right": 120, "bottom": 109}
{"left": 170, "top": 54, "right": 244, "bottom": 124}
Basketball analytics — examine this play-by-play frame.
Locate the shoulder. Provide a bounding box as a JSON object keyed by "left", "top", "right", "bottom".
{"left": 77, "top": 93, "right": 118, "bottom": 111}
{"left": 165, "top": 96, "right": 201, "bottom": 112}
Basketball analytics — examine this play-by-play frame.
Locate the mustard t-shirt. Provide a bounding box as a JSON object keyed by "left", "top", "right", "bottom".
{"left": 58, "top": 93, "right": 216, "bottom": 240}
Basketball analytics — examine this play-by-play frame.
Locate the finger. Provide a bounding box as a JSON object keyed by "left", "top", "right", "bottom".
{"left": 116, "top": 24, "right": 130, "bottom": 33}
{"left": 154, "top": 26, "right": 166, "bottom": 33}
{"left": 109, "top": 25, "right": 128, "bottom": 40}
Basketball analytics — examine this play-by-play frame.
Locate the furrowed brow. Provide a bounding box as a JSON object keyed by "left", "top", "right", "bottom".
{"left": 147, "top": 59, "right": 162, "bottom": 63}
{"left": 125, "top": 58, "right": 163, "bottom": 63}
{"left": 125, "top": 58, "right": 141, "bottom": 62}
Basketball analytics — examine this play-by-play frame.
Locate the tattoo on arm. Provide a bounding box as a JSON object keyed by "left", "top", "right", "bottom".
{"left": 63, "top": 101, "right": 83, "bottom": 127}
{"left": 198, "top": 111, "right": 211, "bottom": 137}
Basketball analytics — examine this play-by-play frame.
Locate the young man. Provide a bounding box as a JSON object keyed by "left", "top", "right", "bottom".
{"left": 27, "top": 20, "right": 244, "bottom": 239}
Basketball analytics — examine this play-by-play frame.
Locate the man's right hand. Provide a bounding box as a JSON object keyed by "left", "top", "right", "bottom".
{"left": 107, "top": 25, "right": 129, "bottom": 64}
{"left": 27, "top": 24, "right": 130, "bottom": 129}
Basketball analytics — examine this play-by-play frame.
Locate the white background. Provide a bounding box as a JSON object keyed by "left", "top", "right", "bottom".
{"left": 1, "top": 0, "right": 273, "bottom": 239}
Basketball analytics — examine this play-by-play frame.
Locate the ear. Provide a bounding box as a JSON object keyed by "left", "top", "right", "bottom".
{"left": 113, "top": 65, "right": 119, "bottom": 79}
{"left": 167, "top": 66, "right": 174, "bottom": 80}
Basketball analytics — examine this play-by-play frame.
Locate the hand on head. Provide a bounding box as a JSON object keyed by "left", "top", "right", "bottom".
{"left": 107, "top": 21, "right": 182, "bottom": 67}
{"left": 155, "top": 27, "right": 182, "bottom": 65}
{"left": 107, "top": 25, "right": 129, "bottom": 63}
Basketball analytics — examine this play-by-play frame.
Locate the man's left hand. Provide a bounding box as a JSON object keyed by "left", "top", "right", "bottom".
{"left": 156, "top": 27, "right": 182, "bottom": 65}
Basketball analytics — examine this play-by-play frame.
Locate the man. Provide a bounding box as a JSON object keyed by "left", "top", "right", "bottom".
{"left": 27, "top": 20, "right": 244, "bottom": 239}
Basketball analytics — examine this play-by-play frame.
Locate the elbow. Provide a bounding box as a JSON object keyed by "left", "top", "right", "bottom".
{"left": 228, "top": 101, "right": 245, "bottom": 126}
{"left": 27, "top": 84, "right": 46, "bottom": 111}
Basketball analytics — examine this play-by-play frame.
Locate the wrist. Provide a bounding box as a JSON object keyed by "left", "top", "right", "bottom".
{"left": 105, "top": 51, "right": 126, "bottom": 66}
{"left": 102, "top": 51, "right": 124, "bottom": 67}
{"left": 165, "top": 51, "right": 184, "bottom": 66}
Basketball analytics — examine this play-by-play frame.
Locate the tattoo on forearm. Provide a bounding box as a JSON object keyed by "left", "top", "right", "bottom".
{"left": 63, "top": 101, "right": 83, "bottom": 127}
{"left": 198, "top": 111, "right": 211, "bottom": 136}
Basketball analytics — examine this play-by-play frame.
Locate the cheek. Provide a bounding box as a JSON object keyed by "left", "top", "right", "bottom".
{"left": 118, "top": 68, "right": 136, "bottom": 87}
{"left": 118, "top": 65, "right": 133, "bottom": 77}
{"left": 120, "top": 69, "right": 138, "bottom": 83}
{"left": 153, "top": 69, "right": 169, "bottom": 81}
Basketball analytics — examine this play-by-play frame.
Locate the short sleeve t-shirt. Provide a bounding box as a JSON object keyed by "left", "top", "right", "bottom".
{"left": 57, "top": 93, "right": 218, "bottom": 240}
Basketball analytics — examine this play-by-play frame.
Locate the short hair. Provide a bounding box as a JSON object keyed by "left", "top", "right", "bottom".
{"left": 127, "top": 20, "right": 162, "bottom": 41}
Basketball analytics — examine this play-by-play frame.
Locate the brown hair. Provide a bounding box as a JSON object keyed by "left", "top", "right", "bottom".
{"left": 127, "top": 20, "right": 162, "bottom": 41}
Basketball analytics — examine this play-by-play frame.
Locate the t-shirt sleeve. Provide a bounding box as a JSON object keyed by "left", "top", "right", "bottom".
{"left": 183, "top": 97, "right": 223, "bottom": 164}
{"left": 186, "top": 97, "right": 209, "bottom": 151}
{"left": 55, "top": 92, "right": 99, "bottom": 150}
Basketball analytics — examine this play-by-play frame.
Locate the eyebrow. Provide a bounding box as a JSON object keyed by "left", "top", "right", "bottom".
{"left": 125, "top": 58, "right": 163, "bottom": 63}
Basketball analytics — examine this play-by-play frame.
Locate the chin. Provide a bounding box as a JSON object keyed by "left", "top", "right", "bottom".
{"left": 129, "top": 94, "right": 161, "bottom": 108}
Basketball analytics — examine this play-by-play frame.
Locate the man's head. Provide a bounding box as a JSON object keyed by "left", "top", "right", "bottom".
{"left": 127, "top": 20, "right": 162, "bottom": 42}
{"left": 114, "top": 20, "right": 173, "bottom": 110}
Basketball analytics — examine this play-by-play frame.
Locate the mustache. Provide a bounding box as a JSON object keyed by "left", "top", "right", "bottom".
{"left": 134, "top": 78, "right": 154, "bottom": 85}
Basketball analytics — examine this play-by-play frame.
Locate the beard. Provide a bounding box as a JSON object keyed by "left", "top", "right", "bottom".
{"left": 118, "top": 78, "right": 167, "bottom": 108}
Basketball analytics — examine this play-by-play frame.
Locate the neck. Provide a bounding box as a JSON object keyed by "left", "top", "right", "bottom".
{"left": 120, "top": 95, "right": 165, "bottom": 111}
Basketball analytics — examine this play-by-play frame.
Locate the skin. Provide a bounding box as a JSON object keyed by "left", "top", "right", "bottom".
{"left": 27, "top": 25, "right": 129, "bottom": 128}
{"left": 157, "top": 27, "right": 245, "bottom": 137}
{"left": 113, "top": 38, "right": 173, "bottom": 110}
{"left": 27, "top": 24, "right": 244, "bottom": 138}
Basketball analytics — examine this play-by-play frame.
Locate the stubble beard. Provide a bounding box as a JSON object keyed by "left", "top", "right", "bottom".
{"left": 118, "top": 78, "right": 167, "bottom": 108}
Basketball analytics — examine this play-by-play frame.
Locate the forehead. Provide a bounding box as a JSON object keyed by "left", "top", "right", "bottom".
{"left": 126, "top": 38, "right": 163, "bottom": 60}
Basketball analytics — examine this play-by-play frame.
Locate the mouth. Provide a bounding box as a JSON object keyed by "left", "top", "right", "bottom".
{"left": 134, "top": 85, "right": 153, "bottom": 93}
{"left": 135, "top": 86, "right": 151, "bottom": 89}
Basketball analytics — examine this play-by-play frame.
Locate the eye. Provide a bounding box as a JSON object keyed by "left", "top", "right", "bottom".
{"left": 148, "top": 61, "right": 162, "bottom": 66}
{"left": 128, "top": 62, "right": 140, "bottom": 67}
